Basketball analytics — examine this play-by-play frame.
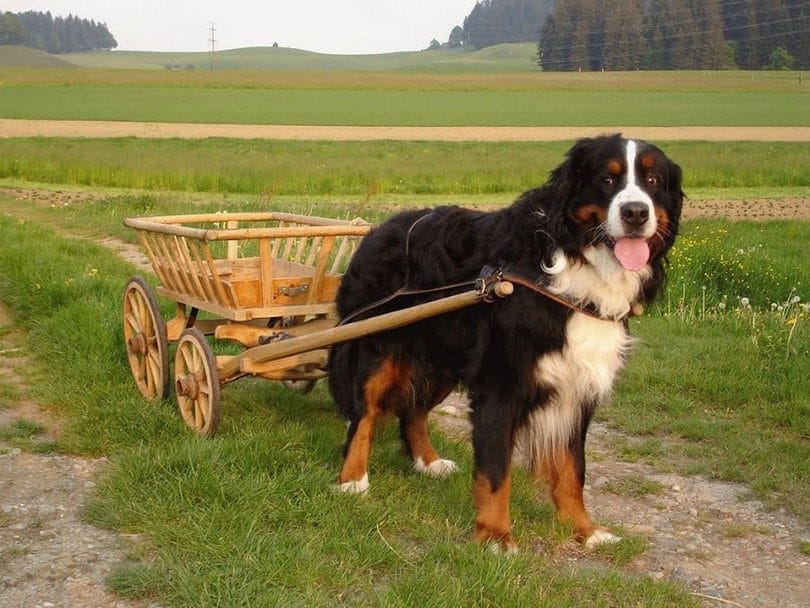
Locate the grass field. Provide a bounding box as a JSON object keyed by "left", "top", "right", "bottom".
{"left": 60, "top": 43, "right": 543, "bottom": 72}
{"left": 0, "top": 186, "right": 806, "bottom": 606}
{"left": 1, "top": 85, "right": 806, "bottom": 126}
{"left": 1, "top": 58, "right": 807, "bottom": 127}
{"left": 0, "top": 139, "right": 806, "bottom": 197}
{"left": 0, "top": 56, "right": 807, "bottom": 605}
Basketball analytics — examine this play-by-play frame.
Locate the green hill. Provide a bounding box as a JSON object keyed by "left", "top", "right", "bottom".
{"left": 61, "top": 43, "right": 538, "bottom": 72}
{"left": 0, "top": 45, "right": 73, "bottom": 68}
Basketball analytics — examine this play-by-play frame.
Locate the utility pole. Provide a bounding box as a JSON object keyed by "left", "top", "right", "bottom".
{"left": 208, "top": 22, "right": 216, "bottom": 72}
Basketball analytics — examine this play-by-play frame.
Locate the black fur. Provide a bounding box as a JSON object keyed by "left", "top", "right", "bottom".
{"left": 328, "top": 134, "right": 683, "bottom": 546}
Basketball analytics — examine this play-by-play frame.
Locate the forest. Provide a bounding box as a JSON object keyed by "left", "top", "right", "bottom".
{"left": 452, "top": 0, "right": 808, "bottom": 70}
{"left": 0, "top": 11, "right": 117, "bottom": 53}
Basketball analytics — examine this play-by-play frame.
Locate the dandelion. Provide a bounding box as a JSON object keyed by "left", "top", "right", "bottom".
{"left": 740, "top": 297, "right": 750, "bottom": 307}
{"left": 790, "top": 295, "right": 800, "bottom": 304}
{"left": 771, "top": 303, "right": 778, "bottom": 311}
{"left": 718, "top": 301, "right": 726, "bottom": 311}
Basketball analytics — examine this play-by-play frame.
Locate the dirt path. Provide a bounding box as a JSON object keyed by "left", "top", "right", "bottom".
{"left": 0, "top": 303, "right": 157, "bottom": 608}
{"left": 435, "top": 395, "right": 810, "bottom": 608}
{"left": 2, "top": 119, "right": 810, "bottom": 142}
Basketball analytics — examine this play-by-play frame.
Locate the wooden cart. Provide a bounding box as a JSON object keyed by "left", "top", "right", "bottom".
{"left": 122, "top": 211, "right": 512, "bottom": 437}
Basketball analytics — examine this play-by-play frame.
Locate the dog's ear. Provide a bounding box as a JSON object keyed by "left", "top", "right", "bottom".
{"left": 666, "top": 158, "right": 684, "bottom": 222}
{"left": 547, "top": 137, "right": 596, "bottom": 202}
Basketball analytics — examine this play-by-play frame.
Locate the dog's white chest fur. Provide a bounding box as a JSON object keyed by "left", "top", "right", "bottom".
{"left": 537, "top": 313, "right": 629, "bottom": 400}
{"left": 517, "top": 309, "right": 631, "bottom": 467}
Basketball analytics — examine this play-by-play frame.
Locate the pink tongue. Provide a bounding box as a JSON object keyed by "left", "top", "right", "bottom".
{"left": 614, "top": 238, "right": 650, "bottom": 271}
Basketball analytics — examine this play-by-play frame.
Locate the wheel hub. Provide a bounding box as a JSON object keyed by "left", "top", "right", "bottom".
{"left": 127, "top": 333, "right": 146, "bottom": 355}
{"left": 176, "top": 373, "right": 199, "bottom": 400}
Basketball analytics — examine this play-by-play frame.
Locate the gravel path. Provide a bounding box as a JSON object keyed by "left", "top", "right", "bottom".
{"left": 434, "top": 395, "right": 810, "bottom": 608}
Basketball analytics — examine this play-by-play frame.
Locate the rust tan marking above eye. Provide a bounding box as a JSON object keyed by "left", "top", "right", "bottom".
{"left": 607, "top": 159, "right": 622, "bottom": 175}
{"left": 573, "top": 203, "right": 607, "bottom": 225}
{"left": 640, "top": 153, "right": 655, "bottom": 170}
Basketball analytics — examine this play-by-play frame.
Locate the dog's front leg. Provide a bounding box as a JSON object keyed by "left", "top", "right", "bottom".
{"left": 541, "top": 441, "right": 621, "bottom": 548}
{"left": 471, "top": 406, "right": 517, "bottom": 553}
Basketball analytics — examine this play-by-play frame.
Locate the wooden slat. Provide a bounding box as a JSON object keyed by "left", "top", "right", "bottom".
{"left": 152, "top": 233, "right": 185, "bottom": 293}
{"left": 259, "top": 238, "right": 274, "bottom": 308}
{"left": 171, "top": 236, "right": 200, "bottom": 298}
{"left": 185, "top": 239, "right": 218, "bottom": 304}
{"left": 227, "top": 220, "right": 239, "bottom": 260}
{"left": 199, "top": 242, "right": 234, "bottom": 308}
{"left": 307, "top": 236, "right": 335, "bottom": 305}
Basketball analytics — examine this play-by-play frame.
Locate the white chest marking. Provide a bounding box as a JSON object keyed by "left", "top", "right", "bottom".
{"left": 516, "top": 313, "right": 631, "bottom": 468}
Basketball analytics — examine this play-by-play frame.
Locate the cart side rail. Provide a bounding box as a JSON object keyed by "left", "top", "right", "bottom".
{"left": 125, "top": 213, "right": 372, "bottom": 317}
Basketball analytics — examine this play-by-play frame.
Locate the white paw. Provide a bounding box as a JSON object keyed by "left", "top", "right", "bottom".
{"left": 487, "top": 541, "right": 519, "bottom": 556}
{"left": 414, "top": 457, "right": 458, "bottom": 478}
{"left": 331, "top": 473, "right": 369, "bottom": 495}
{"left": 585, "top": 529, "right": 622, "bottom": 549}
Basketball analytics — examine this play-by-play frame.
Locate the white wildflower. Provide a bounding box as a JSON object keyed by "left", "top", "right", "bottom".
{"left": 740, "top": 297, "right": 750, "bottom": 307}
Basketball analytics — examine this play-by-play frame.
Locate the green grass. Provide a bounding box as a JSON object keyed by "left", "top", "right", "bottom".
{"left": 603, "top": 476, "right": 665, "bottom": 499}
{"left": 60, "top": 43, "right": 542, "bottom": 73}
{"left": 1, "top": 85, "right": 805, "bottom": 126}
{"left": 0, "top": 211, "right": 696, "bottom": 606}
{"left": 0, "top": 417, "right": 57, "bottom": 453}
{"left": 0, "top": 139, "right": 806, "bottom": 197}
{"left": 3, "top": 64, "right": 807, "bottom": 92}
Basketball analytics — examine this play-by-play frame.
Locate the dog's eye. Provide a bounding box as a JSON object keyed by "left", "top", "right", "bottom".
{"left": 645, "top": 173, "right": 660, "bottom": 188}
{"left": 601, "top": 175, "right": 615, "bottom": 187}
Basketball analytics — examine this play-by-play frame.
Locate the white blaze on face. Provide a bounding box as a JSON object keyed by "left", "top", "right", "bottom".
{"left": 606, "top": 139, "right": 657, "bottom": 240}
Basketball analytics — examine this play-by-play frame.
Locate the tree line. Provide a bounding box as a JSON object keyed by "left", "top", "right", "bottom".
{"left": 0, "top": 11, "right": 117, "bottom": 53}
{"left": 446, "top": 0, "right": 808, "bottom": 69}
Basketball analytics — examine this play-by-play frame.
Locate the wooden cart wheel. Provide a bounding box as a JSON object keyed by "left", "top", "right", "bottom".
{"left": 123, "top": 276, "right": 169, "bottom": 401}
{"left": 174, "top": 327, "right": 221, "bottom": 438}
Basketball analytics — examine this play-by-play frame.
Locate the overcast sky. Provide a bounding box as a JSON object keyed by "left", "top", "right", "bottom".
{"left": 4, "top": 1, "right": 477, "bottom": 54}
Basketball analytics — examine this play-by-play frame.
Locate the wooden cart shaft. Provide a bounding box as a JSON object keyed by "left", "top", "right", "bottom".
{"left": 217, "top": 282, "right": 513, "bottom": 381}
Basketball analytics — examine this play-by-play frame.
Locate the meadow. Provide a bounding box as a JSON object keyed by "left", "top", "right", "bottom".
{"left": 0, "top": 138, "right": 806, "bottom": 197}
{"left": 0, "top": 60, "right": 807, "bottom": 127}
{"left": 0, "top": 186, "right": 806, "bottom": 606}
{"left": 0, "top": 56, "right": 807, "bottom": 605}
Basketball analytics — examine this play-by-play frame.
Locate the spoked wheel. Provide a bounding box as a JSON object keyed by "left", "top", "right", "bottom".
{"left": 123, "top": 276, "right": 169, "bottom": 401}
{"left": 174, "top": 327, "right": 221, "bottom": 438}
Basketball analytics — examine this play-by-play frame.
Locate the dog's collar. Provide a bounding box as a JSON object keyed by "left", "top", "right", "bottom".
{"left": 479, "top": 267, "right": 643, "bottom": 322}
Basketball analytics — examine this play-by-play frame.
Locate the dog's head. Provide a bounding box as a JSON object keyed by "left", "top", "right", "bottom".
{"left": 546, "top": 134, "right": 683, "bottom": 272}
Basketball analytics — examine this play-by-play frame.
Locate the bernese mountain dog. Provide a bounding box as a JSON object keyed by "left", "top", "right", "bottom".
{"left": 327, "top": 134, "right": 683, "bottom": 551}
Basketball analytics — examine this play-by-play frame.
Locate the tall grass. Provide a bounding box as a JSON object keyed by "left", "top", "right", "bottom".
{"left": 0, "top": 139, "right": 807, "bottom": 196}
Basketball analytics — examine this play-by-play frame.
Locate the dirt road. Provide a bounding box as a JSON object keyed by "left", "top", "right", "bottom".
{"left": 2, "top": 119, "right": 810, "bottom": 142}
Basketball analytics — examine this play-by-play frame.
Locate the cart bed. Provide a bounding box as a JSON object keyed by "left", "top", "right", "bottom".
{"left": 124, "top": 212, "right": 371, "bottom": 321}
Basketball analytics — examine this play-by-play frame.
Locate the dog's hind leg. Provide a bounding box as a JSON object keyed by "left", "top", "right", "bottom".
{"left": 335, "top": 357, "right": 412, "bottom": 494}
{"left": 400, "top": 381, "right": 458, "bottom": 478}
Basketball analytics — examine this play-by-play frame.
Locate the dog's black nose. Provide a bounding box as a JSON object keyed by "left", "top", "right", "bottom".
{"left": 620, "top": 202, "right": 650, "bottom": 229}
